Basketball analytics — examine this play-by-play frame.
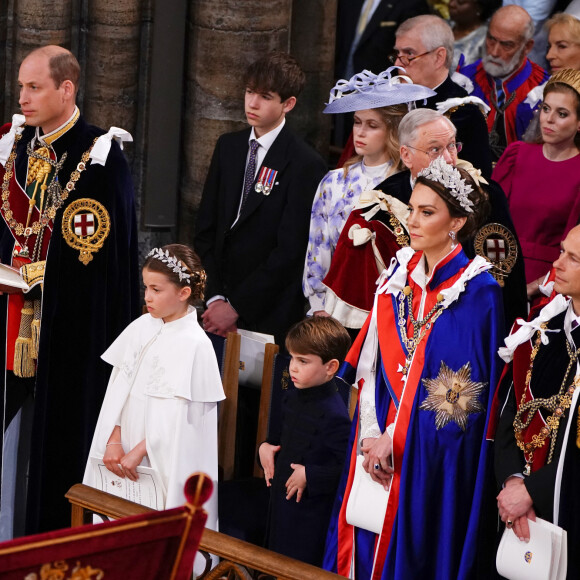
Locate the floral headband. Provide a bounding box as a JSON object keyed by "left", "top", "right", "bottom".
{"left": 417, "top": 157, "right": 474, "bottom": 213}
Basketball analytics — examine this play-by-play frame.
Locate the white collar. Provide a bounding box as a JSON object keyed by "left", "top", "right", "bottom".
{"left": 499, "top": 294, "right": 569, "bottom": 363}
{"left": 35, "top": 106, "right": 79, "bottom": 146}
{"left": 250, "top": 117, "right": 285, "bottom": 152}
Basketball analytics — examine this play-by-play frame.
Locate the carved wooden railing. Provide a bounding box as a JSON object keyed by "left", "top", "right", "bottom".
{"left": 65, "top": 484, "right": 344, "bottom": 580}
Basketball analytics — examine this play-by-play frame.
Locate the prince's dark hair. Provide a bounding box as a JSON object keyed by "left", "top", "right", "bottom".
{"left": 243, "top": 51, "right": 306, "bottom": 102}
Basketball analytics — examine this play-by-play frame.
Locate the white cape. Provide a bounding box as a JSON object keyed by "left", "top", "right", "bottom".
{"left": 83, "top": 308, "right": 225, "bottom": 532}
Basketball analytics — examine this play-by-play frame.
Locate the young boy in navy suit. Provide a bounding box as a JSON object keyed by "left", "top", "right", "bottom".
{"left": 259, "top": 316, "right": 352, "bottom": 566}
{"left": 195, "top": 52, "right": 327, "bottom": 344}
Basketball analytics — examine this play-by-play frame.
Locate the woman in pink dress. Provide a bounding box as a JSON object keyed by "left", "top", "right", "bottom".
{"left": 492, "top": 69, "right": 580, "bottom": 300}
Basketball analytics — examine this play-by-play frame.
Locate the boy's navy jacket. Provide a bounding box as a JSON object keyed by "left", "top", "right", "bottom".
{"left": 195, "top": 124, "right": 327, "bottom": 342}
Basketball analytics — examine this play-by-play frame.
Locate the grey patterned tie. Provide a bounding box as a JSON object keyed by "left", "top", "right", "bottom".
{"left": 241, "top": 139, "right": 260, "bottom": 210}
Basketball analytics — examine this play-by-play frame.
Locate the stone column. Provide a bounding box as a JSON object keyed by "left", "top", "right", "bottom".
{"left": 8, "top": 0, "right": 73, "bottom": 115}
{"left": 288, "top": 0, "right": 337, "bottom": 158}
{"left": 179, "top": 0, "right": 292, "bottom": 241}
{"left": 84, "top": 0, "right": 141, "bottom": 138}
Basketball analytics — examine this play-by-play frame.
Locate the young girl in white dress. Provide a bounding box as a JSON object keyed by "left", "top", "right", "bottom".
{"left": 84, "top": 244, "right": 225, "bottom": 528}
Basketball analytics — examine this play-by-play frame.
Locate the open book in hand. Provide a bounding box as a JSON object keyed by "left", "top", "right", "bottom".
{"left": 89, "top": 456, "right": 166, "bottom": 510}
{"left": 0, "top": 263, "right": 29, "bottom": 293}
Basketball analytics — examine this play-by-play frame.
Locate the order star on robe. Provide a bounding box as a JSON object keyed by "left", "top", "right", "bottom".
{"left": 324, "top": 244, "right": 504, "bottom": 580}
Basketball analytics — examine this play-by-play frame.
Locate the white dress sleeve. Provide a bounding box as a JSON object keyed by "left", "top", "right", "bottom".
{"left": 303, "top": 171, "right": 336, "bottom": 313}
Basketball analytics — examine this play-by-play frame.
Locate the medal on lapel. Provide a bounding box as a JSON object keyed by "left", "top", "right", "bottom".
{"left": 255, "top": 167, "right": 278, "bottom": 196}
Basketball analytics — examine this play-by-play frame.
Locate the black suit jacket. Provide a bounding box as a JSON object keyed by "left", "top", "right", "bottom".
{"left": 420, "top": 75, "right": 493, "bottom": 180}
{"left": 376, "top": 169, "right": 527, "bottom": 329}
{"left": 195, "top": 125, "right": 327, "bottom": 342}
{"left": 265, "top": 380, "right": 351, "bottom": 565}
{"left": 494, "top": 312, "right": 575, "bottom": 521}
{"left": 335, "top": 0, "right": 430, "bottom": 78}
{"left": 495, "top": 310, "right": 580, "bottom": 576}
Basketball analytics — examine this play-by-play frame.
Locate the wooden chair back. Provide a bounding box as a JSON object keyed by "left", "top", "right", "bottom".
{"left": 253, "top": 345, "right": 354, "bottom": 478}
{"left": 207, "top": 331, "right": 241, "bottom": 481}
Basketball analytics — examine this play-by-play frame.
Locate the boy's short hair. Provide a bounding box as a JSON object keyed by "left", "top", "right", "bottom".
{"left": 285, "top": 317, "right": 351, "bottom": 364}
{"left": 243, "top": 51, "right": 306, "bottom": 102}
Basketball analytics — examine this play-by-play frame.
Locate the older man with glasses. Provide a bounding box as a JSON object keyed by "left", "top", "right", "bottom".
{"left": 375, "top": 108, "right": 527, "bottom": 329}
{"left": 391, "top": 14, "right": 493, "bottom": 179}
{"left": 460, "top": 5, "right": 549, "bottom": 160}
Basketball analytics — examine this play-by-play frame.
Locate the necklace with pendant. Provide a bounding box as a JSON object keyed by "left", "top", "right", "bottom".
{"left": 397, "top": 285, "right": 445, "bottom": 378}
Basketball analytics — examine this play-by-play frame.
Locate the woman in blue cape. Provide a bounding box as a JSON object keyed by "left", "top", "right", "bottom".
{"left": 324, "top": 157, "right": 504, "bottom": 579}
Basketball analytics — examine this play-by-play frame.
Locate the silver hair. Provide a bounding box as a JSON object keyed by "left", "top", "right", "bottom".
{"left": 489, "top": 7, "right": 535, "bottom": 43}
{"left": 396, "top": 15, "right": 454, "bottom": 70}
{"left": 398, "top": 109, "right": 456, "bottom": 147}
{"left": 522, "top": 15, "right": 536, "bottom": 43}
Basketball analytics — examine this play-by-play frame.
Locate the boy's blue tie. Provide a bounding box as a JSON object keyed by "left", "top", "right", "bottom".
{"left": 241, "top": 139, "right": 260, "bottom": 210}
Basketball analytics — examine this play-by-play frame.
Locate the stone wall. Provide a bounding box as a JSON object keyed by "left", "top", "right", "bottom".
{"left": 0, "top": 0, "right": 336, "bottom": 248}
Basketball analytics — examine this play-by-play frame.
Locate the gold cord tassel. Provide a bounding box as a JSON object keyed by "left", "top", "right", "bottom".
{"left": 14, "top": 301, "right": 36, "bottom": 378}
{"left": 31, "top": 299, "right": 41, "bottom": 359}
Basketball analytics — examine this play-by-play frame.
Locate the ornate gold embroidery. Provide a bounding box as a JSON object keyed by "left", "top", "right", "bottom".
{"left": 61, "top": 198, "right": 111, "bottom": 265}
{"left": 20, "top": 260, "right": 46, "bottom": 287}
{"left": 514, "top": 327, "right": 580, "bottom": 474}
{"left": 1, "top": 131, "right": 97, "bottom": 261}
{"left": 420, "top": 361, "right": 486, "bottom": 430}
{"left": 473, "top": 222, "right": 518, "bottom": 287}
{"left": 24, "top": 559, "right": 104, "bottom": 580}
{"left": 281, "top": 367, "right": 290, "bottom": 390}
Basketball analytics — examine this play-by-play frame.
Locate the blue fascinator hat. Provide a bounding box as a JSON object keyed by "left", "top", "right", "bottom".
{"left": 323, "top": 67, "right": 436, "bottom": 114}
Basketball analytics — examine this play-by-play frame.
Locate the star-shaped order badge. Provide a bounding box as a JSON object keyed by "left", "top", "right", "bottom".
{"left": 419, "top": 361, "right": 487, "bottom": 431}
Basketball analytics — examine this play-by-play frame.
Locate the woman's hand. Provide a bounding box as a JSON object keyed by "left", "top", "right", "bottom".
{"left": 120, "top": 440, "right": 147, "bottom": 482}
{"left": 361, "top": 432, "right": 394, "bottom": 489}
{"left": 258, "top": 442, "right": 281, "bottom": 486}
{"left": 526, "top": 276, "right": 544, "bottom": 300}
{"left": 313, "top": 310, "right": 331, "bottom": 317}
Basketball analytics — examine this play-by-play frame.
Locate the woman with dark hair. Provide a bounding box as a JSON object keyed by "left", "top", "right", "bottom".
{"left": 450, "top": 0, "right": 501, "bottom": 69}
{"left": 493, "top": 69, "right": 580, "bottom": 299}
{"left": 324, "top": 157, "right": 503, "bottom": 579}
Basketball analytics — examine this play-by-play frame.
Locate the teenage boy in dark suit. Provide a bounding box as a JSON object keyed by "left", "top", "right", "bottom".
{"left": 195, "top": 51, "right": 327, "bottom": 344}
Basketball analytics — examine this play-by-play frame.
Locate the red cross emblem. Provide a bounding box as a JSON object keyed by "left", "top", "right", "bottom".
{"left": 74, "top": 213, "right": 95, "bottom": 237}
{"left": 486, "top": 238, "right": 505, "bottom": 261}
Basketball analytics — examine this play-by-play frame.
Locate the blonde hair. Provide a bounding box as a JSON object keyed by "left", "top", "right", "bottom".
{"left": 545, "top": 13, "right": 580, "bottom": 40}
{"left": 343, "top": 104, "right": 408, "bottom": 178}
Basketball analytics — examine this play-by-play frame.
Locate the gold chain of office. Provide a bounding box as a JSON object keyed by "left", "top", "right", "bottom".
{"left": 1, "top": 133, "right": 97, "bottom": 260}
{"left": 513, "top": 323, "right": 580, "bottom": 475}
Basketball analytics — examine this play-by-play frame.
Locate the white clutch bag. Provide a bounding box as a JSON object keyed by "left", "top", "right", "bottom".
{"left": 345, "top": 455, "right": 390, "bottom": 534}
{"left": 496, "top": 517, "right": 567, "bottom": 580}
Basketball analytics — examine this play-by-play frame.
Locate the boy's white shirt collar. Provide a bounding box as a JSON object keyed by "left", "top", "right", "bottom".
{"left": 249, "top": 117, "right": 285, "bottom": 153}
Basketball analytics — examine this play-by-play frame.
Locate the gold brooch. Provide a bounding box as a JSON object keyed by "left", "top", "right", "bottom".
{"left": 61, "top": 198, "right": 110, "bottom": 265}
{"left": 420, "top": 361, "right": 487, "bottom": 430}
{"left": 473, "top": 222, "right": 518, "bottom": 287}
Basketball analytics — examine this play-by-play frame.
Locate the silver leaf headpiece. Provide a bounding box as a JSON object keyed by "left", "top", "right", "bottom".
{"left": 147, "top": 248, "right": 192, "bottom": 283}
{"left": 417, "top": 157, "right": 474, "bottom": 213}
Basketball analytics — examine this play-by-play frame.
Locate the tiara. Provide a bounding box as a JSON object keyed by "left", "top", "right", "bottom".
{"left": 323, "top": 67, "right": 436, "bottom": 114}
{"left": 417, "top": 158, "right": 474, "bottom": 213}
{"left": 147, "top": 248, "right": 192, "bottom": 283}
{"left": 545, "top": 68, "right": 580, "bottom": 97}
